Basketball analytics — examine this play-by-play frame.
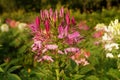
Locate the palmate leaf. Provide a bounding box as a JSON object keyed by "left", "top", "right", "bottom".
{"left": 7, "top": 73, "right": 21, "bottom": 80}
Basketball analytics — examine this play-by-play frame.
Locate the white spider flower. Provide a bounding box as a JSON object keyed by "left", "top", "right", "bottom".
{"left": 102, "top": 33, "right": 113, "bottom": 41}
{"left": 118, "top": 54, "right": 120, "bottom": 58}
{"left": 95, "top": 23, "right": 107, "bottom": 31}
{"left": 0, "top": 24, "right": 9, "bottom": 32}
{"left": 106, "top": 53, "right": 114, "bottom": 58}
{"left": 104, "top": 43, "right": 119, "bottom": 51}
{"left": 18, "top": 23, "right": 27, "bottom": 31}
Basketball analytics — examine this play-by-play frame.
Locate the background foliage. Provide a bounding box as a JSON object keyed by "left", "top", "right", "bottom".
{"left": 0, "top": 0, "right": 120, "bottom": 13}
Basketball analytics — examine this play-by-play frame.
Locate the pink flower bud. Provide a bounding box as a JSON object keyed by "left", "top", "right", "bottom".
{"left": 44, "top": 19, "right": 50, "bottom": 35}
{"left": 71, "top": 17, "right": 76, "bottom": 25}
{"left": 35, "top": 16, "right": 40, "bottom": 28}
{"left": 65, "top": 12, "right": 70, "bottom": 25}
{"left": 59, "top": 7, "right": 64, "bottom": 17}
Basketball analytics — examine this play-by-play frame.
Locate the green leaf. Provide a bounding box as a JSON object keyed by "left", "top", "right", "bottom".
{"left": 107, "top": 68, "right": 120, "bottom": 79}
{"left": 70, "top": 59, "right": 77, "bottom": 69}
{"left": 7, "top": 73, "right": 21, "bottom": 80}
{"left": 0, "top": 67, "right": 4, "bottom": 72}
{"left": 8, "top": 65, "right": 21, "bottom": 73}
{"left": 79, "top": 65, "right": 93, "bottom": 74}
{"left": 86, "top": 75, "right": 99, "bottom": 80}
{"left": 72, "top": 74, "right": 85, "bottom": 80}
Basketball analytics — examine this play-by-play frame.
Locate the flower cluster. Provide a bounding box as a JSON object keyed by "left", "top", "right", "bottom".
{"left": 94, "top": 19, "right": 120, "bottom": 58}
{"left": 30, "top": 8, "right": 90, "bottom": 66}
{"left": 0, "top": 18, "right": 27, "bottom": 32}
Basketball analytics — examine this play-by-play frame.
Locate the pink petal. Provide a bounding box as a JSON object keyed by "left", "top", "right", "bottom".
{"left": 64, "top": 25, "right": 69, "bottom": 36}
{"left": 35, "top": 16, "right": 40, "bottom": 28}
{"left": 58, "top": 50, "right": 64, "bottom": 54}
{"left": 68, "top": 31, "right": 80, "bottom": 39}
{"left": 71, "top": 17, "right": 76, "bottom": 25}
{"left": 58, "top": 25, "right": 64, "bottom": 39}
{"left": 64, "top": 47, "right": 80, "bottom": 54}
{"left": 59, "top": 7, "right": 64, "bottom": 17}
{"left": 65, "top": 12, "right": 70, "bottom": 25}
{"left": 43, "top": 55, "right": 54, "bottom": 62}
{"left": 45, "top": 44, "right": 58, "bottom": 50}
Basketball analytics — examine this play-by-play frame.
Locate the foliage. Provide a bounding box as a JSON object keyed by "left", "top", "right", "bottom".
{"left": 0, "top": 0, "right": 120, "bottom": 13}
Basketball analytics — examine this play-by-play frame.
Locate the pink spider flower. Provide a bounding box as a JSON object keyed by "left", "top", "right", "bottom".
{"left": 78, "top": 22, "right": 89, "bottom": 30}
{"left": 93, "top": 30, "right": 104, "bottom": 38}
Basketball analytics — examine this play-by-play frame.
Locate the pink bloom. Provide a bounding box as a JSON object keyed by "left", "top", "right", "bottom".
{"left": 75, "top": 58, "right": 89, "bottom": 66}
{"left": 78, "top": 22, "right": 89, "bottom": 30}
{"left": 10, "top": 20, "right": 17, "bottom": 28}
{"left": 59, "top": 7, "right": 64, "bottom": 17}
{"left": 71, "top": 53, "right": 80, "bottom": 60}
{"left": 38, "top": 55, "right": 54, "bottom": 62}
{"left": 35, "top": 16, "right": 40, "bottom": 28}
{"left": 83, "top": 51, "right": 90, "bottom": 58}
{"left": 65, "top": 12, "right": 70, "bottom": 25}
{"left": 71, "top": 17, "right": 76, "bottom": 25}
{"left": 29, "top": 23, "right": 39, "bottom": 33}
{"left": 64, "top": 47, "right": 80, "bottom": 54}
{"left": 93, "top": 30, "right": 104, "bottom": 38}
{"left": 45, "top": 44, "right": 58, "bottom": 50}
{"left": 31, "top": 41, "right": 42, "bottom": 51}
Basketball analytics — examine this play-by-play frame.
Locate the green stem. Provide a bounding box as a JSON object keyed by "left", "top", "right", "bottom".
{"left": 55, "top": 69, "right": 59, "bottom": 80}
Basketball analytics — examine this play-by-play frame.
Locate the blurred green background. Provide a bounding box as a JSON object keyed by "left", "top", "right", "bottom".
{"left": 0, "top": 0, "right": 120, "bottom": 13}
